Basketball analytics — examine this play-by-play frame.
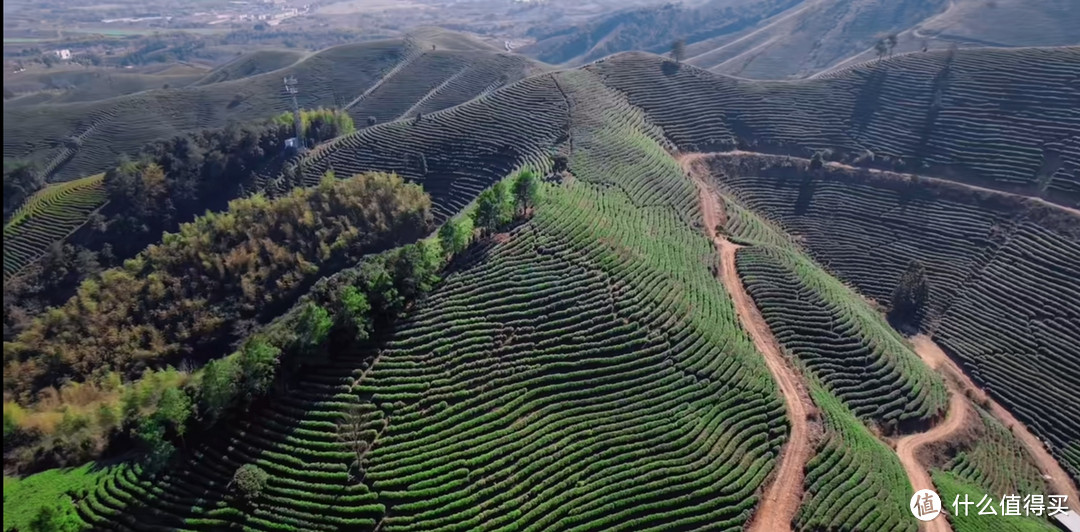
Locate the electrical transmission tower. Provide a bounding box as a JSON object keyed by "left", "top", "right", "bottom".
{"left": 283, "top": 76, "right": 304, "bottom": 152}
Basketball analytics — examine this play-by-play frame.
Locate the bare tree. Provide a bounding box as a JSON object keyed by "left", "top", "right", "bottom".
{"left": 671, "top": 39, "right": 687, "bottom": 63}
{"left": 886, "top": 33, "right": 898, "bottom": 57}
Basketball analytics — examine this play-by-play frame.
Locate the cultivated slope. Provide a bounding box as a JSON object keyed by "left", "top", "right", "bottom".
{"left": 589, "top": 47, "right": 1080, "bottom": 205}
{"left": 279, "top": 45, "right": 1079, "bottom": 481}
{"left": 3, "top": 63, "right": 211, "bottom": 106}
{"left": 522, "top": 0, "right": 1080, "bottom": 78}
{"left": 3, "top": 32, "right": 546, "bottom": 183}
{"left": 191, "top": 49, "right": 308, "bottom": 86}
{"left": 706, "top": 151, "right": 1080, "bottom": 482}
{"left": 2, "top": 173, "right": 107, "bottom": 281}
{"left": 9, "top": 44, "right": 1079, "bottom": 531}
{"left": 75, "top": 67, "right": 793, "bottom": 531}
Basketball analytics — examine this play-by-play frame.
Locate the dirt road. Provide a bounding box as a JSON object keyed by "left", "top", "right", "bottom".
{"left": 681, "top": 151, "right": 1077, "bottom": 530}
{"left": 694, "top": 151, "right": 1080, "bottom": 217}
{"left": 910, "top": 335, "right": 1080, "bottom": 512}
{"left": 895, "top": 392, "right": 969, "bottom": 532}
{"left": 683, "top": 154, "right": 815, "bottom": 532}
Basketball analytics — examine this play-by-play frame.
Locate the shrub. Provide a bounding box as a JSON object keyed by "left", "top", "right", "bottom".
{"left": 28, "top": 502, "right": 81, "bottom": 532}
{"left": 232, "top": 463, "right": 269, "bottom": 501}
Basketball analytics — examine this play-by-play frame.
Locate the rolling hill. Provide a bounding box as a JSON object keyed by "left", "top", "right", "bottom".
{"left": 2, "top": 173, "right": 106, "bottom": 281}
{"left": 190, "top": 49, "right": 308, "bottom": 86}
{"left": 3, "top": 63, "right": 211, "bottom": 106}
{"left": 521, "top": 0, "right": 1080, "bottom": 79}
{"left": 3, "top": 30, "right": 547, "bottom": 184}
{"left": 3, "top": 35, "right": 1078, "bottom": 532}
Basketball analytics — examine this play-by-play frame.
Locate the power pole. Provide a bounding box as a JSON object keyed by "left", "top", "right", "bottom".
{"left": 283, "top": 76, "right": 304, "bottom": 152}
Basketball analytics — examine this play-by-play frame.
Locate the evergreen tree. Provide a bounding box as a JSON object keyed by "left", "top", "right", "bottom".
{"left": 438, "top": 217, "right": 473, "bottom": 256}
{"left": 474, "top": 188, "right": 502, "bottom": 235}
{"left": 512, "top": 168, "right": 541, "bottom": 216}
{"left": 671, "top": 39, "right": 687, "bottom": 63}
{"left": 874, "top": 39, "right": 889, "bottom": 61}
{"left": 890, "top": 260, "right": 930, "bottom": 328}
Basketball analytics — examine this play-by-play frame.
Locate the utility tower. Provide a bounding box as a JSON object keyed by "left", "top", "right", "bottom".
{"left": 283, "top": 76, "right": 304, "bottom": 152}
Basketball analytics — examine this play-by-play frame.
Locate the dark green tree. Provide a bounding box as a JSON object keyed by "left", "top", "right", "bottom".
{"left": 890, "top": 260, "right": 930, "bottom": 328}
{"left": 512, "top": 168, "right": 541, "bottom": 216}
{"left": 237, "top": 336, "right": 281, "bottom": 400}
{"left": 199, "top": 357, "right": 239, "bottom": 421}
{"left": 337, "top": 285, "right": 372, "bottom": 340}
{"left": 155, "top": 387, "right": 192, "bottom": 440}
{"left": 135, "top": 418, "right": 175, "bottom": 475}
{"left": 438, "top": 217, "right": 473, "bottom": 257}
{"left": 360, "top": 260, "right": 401, "bottom": 316}
{"left": 3, "top": 160, "right": 44, "bottom": 219}
{"left": 874, "top": 39, "right": 889, "bottom": 61}
{"left": 671, "top": 39, "right": 687, "bottom": 63}
{"left": 473, "top": 188, "right": 502, "bottom": 235}
{"left": 492, "top": 181, "right": 513, "bottom": 225}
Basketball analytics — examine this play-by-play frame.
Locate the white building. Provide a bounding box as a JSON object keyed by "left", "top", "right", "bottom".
{"left": 53, "top": 49, "right": 71, "bottom": 60}
{"left": 1055, "top": 510, "right": 1080, "bottom": 532}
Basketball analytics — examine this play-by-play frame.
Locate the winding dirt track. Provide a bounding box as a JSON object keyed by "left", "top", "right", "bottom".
{"left": 910, "top": 335, "right": 1080, "bottom": 512}
{"left": 681, "top": 151, "right": 1078, "bottom": 530}
{"left": 682, "top": 154, "right": 815, "bottom": 532}
{"left": 895, "top": 393, "right": 968, "bottom": 532}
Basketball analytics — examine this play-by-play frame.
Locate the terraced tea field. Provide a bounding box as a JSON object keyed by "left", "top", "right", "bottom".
{"left": 706, "top": 151, "right": 1080, "bottom": 481}
{"left": 590, "top": 47, "right": 1080, "bottom": 205}
{"left": 5, "top": 39, "right": 1080, "bottom": 532}
{"left": 4, "top": 32, "right": 544, "bottom": 183}
{"left": 736, "top": 246, "right": 948, "bottom": 432}
{"left": 798, "top": 385, "right": 916, "bottom": 532}
{"left": 72, "top": 67, "right": 796, "bottom": 531}
{"left": 2, "top": 173, "right": 106, "bottom": 280}
{"left": 932, "top": 407, "right": 1061, "bottom": 532}
{"left": 291, "top": 73, "right": 568, "bottom": 220}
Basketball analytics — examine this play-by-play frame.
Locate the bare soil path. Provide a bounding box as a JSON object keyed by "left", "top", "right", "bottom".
{"left": 694, "top": 151, "right": 1080, "bottom": 217}
{"left": 895, "top": 392, "right": 969, "bottom": 532}
{"left": 682, "top": 153, "right": 816, "bottom": 532}
{"left": 910, "top": 335, "right": 1080, "bottom": 512}
{"left": 680, "top": 150, "right": 1078, "bottom": 530}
